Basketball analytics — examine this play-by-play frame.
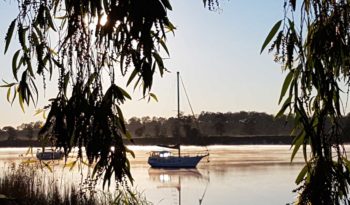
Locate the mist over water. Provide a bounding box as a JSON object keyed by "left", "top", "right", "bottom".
{"left": 0, "top": 145, "right": 306, "bottom": 205}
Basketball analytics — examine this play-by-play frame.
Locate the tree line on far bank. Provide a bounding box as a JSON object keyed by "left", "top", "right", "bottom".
{"left": 1, "top": 111, "right": 350, "bottom": 142}
{"left": 127, "top": 111, "right": 295, "bottom": 139}
{"left": 0, "top": 121, "right": 42, "bottom": 141}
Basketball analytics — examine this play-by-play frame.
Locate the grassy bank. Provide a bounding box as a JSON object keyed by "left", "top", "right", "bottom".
{"left": 0, "top": 163, "right": 151, "bottom": 205}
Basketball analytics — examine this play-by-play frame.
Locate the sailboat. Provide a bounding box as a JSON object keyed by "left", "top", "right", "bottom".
{"left": 148, "top": 72, "right": 209, "bottom": 168}
{"left": 36, "top": 148, "right": 64, "bottom": 160}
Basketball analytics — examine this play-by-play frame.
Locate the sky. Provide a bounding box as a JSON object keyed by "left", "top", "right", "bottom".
{"left": 0, "top": 1, "right": 287, "bottom": 127}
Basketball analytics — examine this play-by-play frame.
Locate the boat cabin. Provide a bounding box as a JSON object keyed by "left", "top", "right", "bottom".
{"left": 36, "top": 148, "right": 64, "bottom": 160}
{"left": 150, "top": 151, "right": 172, "bottom": 158}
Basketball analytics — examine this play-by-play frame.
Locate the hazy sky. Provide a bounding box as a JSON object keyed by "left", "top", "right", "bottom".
{"left": 0, "top": 1, "right": 286, "bottom": 127}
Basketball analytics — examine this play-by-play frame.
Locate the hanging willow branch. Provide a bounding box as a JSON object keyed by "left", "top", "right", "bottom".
{"left": 262, "top": 0, "right": 350, "bottom": 204}
{"left": 3, "top": 0, "right": 174, "bottom": 187}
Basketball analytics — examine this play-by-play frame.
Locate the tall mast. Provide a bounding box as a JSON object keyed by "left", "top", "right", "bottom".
{"left": 177, "top": 71, "right": 181, "bottom": 157}
{"left": 177, "top": 71, "right": 180, "bottom": 119}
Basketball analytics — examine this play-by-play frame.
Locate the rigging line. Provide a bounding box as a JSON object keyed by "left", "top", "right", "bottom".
{"left": 199, "top": 171, "right": 210, "bottom": 205}
{"left": 179, "top": 73, "right": 209, "bottom": 156}
{"left": 179, "top": 75, "right": 195, "bottom": 118}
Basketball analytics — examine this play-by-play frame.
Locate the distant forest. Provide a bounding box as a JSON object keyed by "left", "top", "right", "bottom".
{"left": 127, "top": 111, "right": 294, "bottom": 138}
{"left": 1, "top": 111, "right": 350, "bottom": 144}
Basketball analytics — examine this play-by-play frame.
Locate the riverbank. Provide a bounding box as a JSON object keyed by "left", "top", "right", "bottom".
{"left": 0, "top": 163, "right": 151, "bottom": 205}
{"left": 130, "top": 135, "right": 293, "bottom": 145}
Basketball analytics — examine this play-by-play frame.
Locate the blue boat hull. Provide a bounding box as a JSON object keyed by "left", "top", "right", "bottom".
{"left": 148, "top": 155, "right": 207, "bottom": 168}
{"left": 36, "top": 151, "right": 64, "bottom": 160}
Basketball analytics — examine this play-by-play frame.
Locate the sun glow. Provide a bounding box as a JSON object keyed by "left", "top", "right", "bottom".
{"left": 99, "top": 14, "right": 108, "bottom": 26}
{"left": 84, "top": 14, "right": 108, "bottom": 30}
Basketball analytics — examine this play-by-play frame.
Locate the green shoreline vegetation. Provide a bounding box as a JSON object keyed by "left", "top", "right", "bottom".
{"left": 2, "top": 111, "right": 350, "bottom": 147}
{"left": 0, "top": 163, "right": 151, "bottom": 205}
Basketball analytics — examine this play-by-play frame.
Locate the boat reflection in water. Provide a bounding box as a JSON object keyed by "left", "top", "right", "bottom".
{"left": 148, "top": 168, "right": 209, "bottom": 205}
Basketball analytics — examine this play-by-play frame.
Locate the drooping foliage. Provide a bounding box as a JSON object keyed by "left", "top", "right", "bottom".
{"left": 2, "top": 0, "right": 174, "bottom": 187}
{"left": 262, "top": 0, "right": 350, "bottom": 204}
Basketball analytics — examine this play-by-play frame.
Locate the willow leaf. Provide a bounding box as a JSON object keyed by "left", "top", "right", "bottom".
{"left": 127, "top": 68, "right": 139, "bottom": 86}
{"left": 0, "top": 82, "right": 16, "bottom": 88}
{"left": 6, "top": 87, "right": 11, "bottom": 102}
{"left": 152, "top": 52, "right": 164, "bottom": 72}
{"left": 295, "top": 164, "right": 308, "bottom": 185}
{"left": 302, "top": 136, "right": 310, "bottom": 163}
{"left": 276, "top": 96, "right": 291, "bottom": 118}
{"left": 279, "top": 70, "right": 294, "bottom": 104}
{"left": 24, "top": 54, "right": 34, "bottom": 77}
{"left": 164, "top": 19, "right": 176, "bottom": 33}
{"left": 4, "top": 19, "right": 17, "bottom": 54}
{"left": 117, "top": 85, "right": 131, "bottom": 100}
{"left": 18, "top": 26, "right": 28, "bottom": 50}
{"left": 116, "top": 105, "right": 126, "bottom": 133}
{"left": 42, "top": 161, "right": 53, "bottom": 172}
{"left": 45, "top": 7, "right": 57, "bottom": 31}
{"left": 261, "top": 20, "right": 282, "bottom": 54}
{"left": 133, "top": 76, "right": 142, "bottom": 90}
{"left": 159, "top": 38, "right": 169, "bottom": 56}
{"left": 34, "top": 109, "right": 45, "bottom": 116}
{"left": 64, "top": 160, "right": 77, "bottom": 171}
{"left": 160, "top": 0, "right": 172, "bottom": 10}
{"left": 11, "top": 86, "right": 17, "bottom": 105}
{"left": 149, "top": 93, "right": 158, "bottom": 102}
{"left": 18, "top": 90, "right": 25, "bottom": 112}
{"left": 12, "top": 50, "right": 21, "bottom": 81}
{"left": 291, "top": 131, "right": 305, "bottom": 162}
{"left": 125, "top": 146, "right": 135, "bottom": 158}
{"left": 125, "top": 130, "right": 134, "bottom": 143}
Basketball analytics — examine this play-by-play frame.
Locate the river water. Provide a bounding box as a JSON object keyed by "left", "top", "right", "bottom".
{"left": 0, "top": 145, "right": 305, "bottom": 205}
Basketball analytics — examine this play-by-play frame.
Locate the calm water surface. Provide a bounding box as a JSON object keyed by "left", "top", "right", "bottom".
{"left": 0, "top": 145, "right": 305, "bottom": 205}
